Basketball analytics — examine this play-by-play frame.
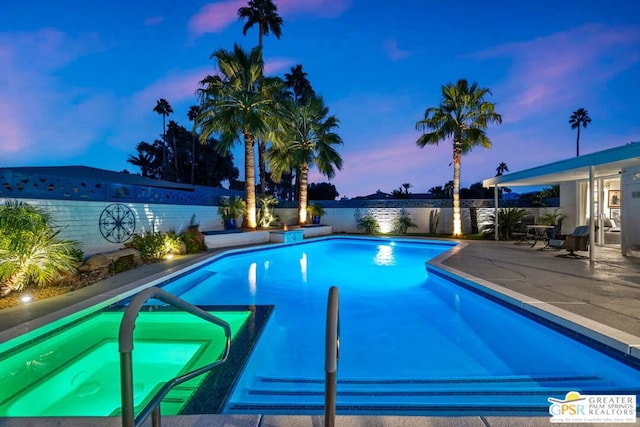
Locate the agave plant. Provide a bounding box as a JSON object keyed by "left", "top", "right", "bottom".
{"left": 0, "top": 201, "right": 81, "bottom": 296}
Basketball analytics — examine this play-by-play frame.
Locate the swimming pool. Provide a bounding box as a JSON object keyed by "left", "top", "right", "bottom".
{"left": 158, "top": 237, "right": 640, "bottom": 415}
{"left": 1, "top": 236, "right": 639, "bottom": 417}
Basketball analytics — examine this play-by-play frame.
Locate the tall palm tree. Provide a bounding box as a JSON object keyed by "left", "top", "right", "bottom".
{"left": 197, "top": 44, "right": 274, "bottom": 229}
{"left": 153, "top": 98, "right": 173, "bottom": 178}
{"left": 269, "top": 96, "right": 343, "bottom": 224}
{"left": 238, "top": 0, "right": 283, "bottom": 196}
{"left": 569, "top": 108, "right": 591, "bottom": 157}
{"left": 416, "top": 79, "right": 502, "bottom": 237}
{"left": 187, "top": 105, "right": 201, "bottom": 184}
{"left": 496, "top": 162, "right": 509, "bottom": 176}
{"left": 238, "top": 0, "right": 283, "bottom": 51}
{"left": 284, "top": 64, "right": 316, "bottom": 105}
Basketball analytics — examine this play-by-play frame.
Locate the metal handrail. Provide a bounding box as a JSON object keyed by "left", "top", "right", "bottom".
{"left": 118, "top": 287, "right": 232, "bottom": 427}
{"left": 324, "top": 286, "right": 340, "bottom": 427}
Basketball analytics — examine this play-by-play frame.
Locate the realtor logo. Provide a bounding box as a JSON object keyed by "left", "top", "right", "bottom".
{"left": 548, "top": 391, "right": 636, "bottom": 423}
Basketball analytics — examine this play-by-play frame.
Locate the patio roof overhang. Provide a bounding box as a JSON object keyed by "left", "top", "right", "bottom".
{"left": 482, "top": 141, "right": 640, "bottom": 187}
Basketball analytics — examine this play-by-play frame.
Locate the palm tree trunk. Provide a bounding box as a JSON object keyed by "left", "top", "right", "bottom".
{"left": 298, "top": 164, "right": 309, "bottom": 224}
{"left": 244, "top": 131, "right": 257, "bottom": 229}
{"left": 191, "top": 133, "right": 196, "bottom": 184}
{"left": 576, "top": 126, "right": 581, "bottom": 157}
{"left": 258, "top": 139, "right": 266, "bottom": 195}
{"left": 452, "top": 140, "right": 462, "bottom": 237}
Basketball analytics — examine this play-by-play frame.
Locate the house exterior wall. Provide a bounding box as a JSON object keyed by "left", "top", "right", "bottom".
{"left": 559, "top": 182, "right": 579, "bottom": 232}
{"left": 621, "top": 166, "right": 640, "bottom": 257}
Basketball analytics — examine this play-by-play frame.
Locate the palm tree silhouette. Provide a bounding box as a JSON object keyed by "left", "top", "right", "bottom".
{"left": 153, "top": 98, "right": 173, "bottom": 178}
{"left": 569, "top": 108, "right": 591, "bottom": 157}
{"left": 416, "top": 79, "right": 502, "bottom": 236}
{"left": 496, "top": 162, "right": 509, "bottom": 176}
{"left": 187, "top": 105, "right": 201, "bottom": 184}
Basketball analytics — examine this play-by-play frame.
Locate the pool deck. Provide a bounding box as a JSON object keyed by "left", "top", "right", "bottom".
{"left": 1, "top": 236, "right": 639, "bottom": 426}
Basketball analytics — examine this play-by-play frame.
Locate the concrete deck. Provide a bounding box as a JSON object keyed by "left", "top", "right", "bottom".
{"left": 1, "top": 237, "right": 639, "bottom": 426}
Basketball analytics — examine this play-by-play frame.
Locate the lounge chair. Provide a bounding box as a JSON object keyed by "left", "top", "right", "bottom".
{"left": 548, "top": 225, "right": 590, "bottom": 258}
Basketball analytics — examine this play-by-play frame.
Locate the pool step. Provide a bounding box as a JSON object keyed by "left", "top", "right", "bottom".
{"left": 225, "top": 375, "right": 634, "bottom": 415}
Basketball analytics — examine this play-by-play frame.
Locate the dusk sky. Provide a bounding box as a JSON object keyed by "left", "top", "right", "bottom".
{"left": 2, "top": 1, "right": 639, "bottom": 199}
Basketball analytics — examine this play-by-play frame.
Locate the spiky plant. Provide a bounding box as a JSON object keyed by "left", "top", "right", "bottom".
{"left": 0, "top": 201, "right": 80, "bottom": 296}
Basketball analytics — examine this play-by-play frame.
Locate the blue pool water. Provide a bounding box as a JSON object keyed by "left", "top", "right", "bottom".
{"left": 161, "top": 237, "right": 640, "bottom": 415}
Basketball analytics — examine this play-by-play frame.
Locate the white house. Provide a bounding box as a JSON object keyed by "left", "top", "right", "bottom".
{"left": 483, "top": 142, "right": 640, "bottom": 261}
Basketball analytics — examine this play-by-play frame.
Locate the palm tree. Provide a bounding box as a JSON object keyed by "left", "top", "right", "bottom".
{"left": 153, "top": 98, "right": 173, "bottom": 178}
{"left": 187, "top": 105, "right": 201, "bottom": 184}
{"left": 197, "top": 44, "right": 274, "bottom": 229}
{"left": 284, "top": 64, "right": 316, "bottom": 105}
{"left": 238, "top": 0, "right": 283, "bottom": 196}
{"left": 496, "top": 162, "right": 509, "bottom": 176}
{"left": 269, "top": 96, "right": 343, "bottom": 224}
{"left": 237, "top": 0, "right": 283, "bottom": 51}
{"left": 416, "top": 79, "right": 502, "bottom": 236}
{"left": 569, "top": 108, "right": 591, "bottom": 157}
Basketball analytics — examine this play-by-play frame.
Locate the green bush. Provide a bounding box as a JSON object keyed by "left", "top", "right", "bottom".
{"left": 482, "top": 207, "right": 529, "bottom": 240}
{"left": 126, "top": 231, "right": 182, "bottom": 261}
{"left": 356, "top": 214, "right": 380, "bottom": 234}
{"left": 0, "top": 200, "right": 81, "bottom": 296}
{"left": 181, "top": 227, "right": 207, "bottom": 253}
{"left": 257, "top": 195, "right": 279, "bottom": 228}
{"left": 392, "top": 209, "right": 418, "bottom": 234}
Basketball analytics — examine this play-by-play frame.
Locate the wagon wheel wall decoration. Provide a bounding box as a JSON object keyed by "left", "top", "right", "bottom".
{"left": 99, "top": 204, "right": 136, "bottom": 243}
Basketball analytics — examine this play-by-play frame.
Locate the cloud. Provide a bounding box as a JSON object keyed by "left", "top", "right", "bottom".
{"left": 0, "top": 29, "right": 114, "bottom": 164}
{"left": 188, "top": 0, "right": 353, "bottom": 37}
{"left": 474, "top": 24, "right": 640, "bottom": 124}
{"left": 382, "top": 39, "right": 411, "bottom": 61}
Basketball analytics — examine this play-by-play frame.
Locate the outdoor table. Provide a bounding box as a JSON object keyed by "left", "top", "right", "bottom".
{"left": 526, "top": 225, "right": 555, "bottom": 248}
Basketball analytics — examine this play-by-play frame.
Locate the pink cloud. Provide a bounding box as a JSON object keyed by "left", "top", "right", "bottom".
{"left": 382, "top": 39, "right": 411, "bottom": 61}
{"left": 188, "top": 0, "right": 246, "bottom": 36}
{"left": 188, "top": 0, "right": 352, "bottom": 37}
{"left": 475, "top": 24, "right": 640, "bottom": 124}
{"left": 0, "top": 30, "right": 113, "bottom": 164}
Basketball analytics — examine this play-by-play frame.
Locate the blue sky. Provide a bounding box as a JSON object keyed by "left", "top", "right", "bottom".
{"left": 2, "top": 1, "right": 639, "bottom": 199}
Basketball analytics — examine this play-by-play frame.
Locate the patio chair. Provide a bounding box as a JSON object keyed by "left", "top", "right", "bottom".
{"left": 548, "top": 225, "right": 590, "bottom": 258}
{"left": 511, "top": 216, "right": 535, "bottom": 245}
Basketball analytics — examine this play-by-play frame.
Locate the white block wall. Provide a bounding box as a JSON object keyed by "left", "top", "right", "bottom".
{"left": 0, "top": 198, "right": 225, "bottom": 256}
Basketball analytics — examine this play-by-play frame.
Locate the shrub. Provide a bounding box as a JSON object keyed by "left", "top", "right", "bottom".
{"left": 257, "top": 195, "right": 279, "bottom": 228}
{"left": 392, "top": 209, "right": 418, "bottom": 234}
{"left": 181, "top": 228, "right": 207, "bottom": 253}
{"left": 126, "top": 231, "right": 182, "bottom": 261}
{"left": 482, "top": 207, "right": 529, "bottom": 240}
{"left": 356, "top": 214, "right": 380, "bottom": 234}
{"left": 0, "top": 201, "right": 81, "bottom": 297}
{"left": 429, "top": 210, "right": 440, "bottom": 234}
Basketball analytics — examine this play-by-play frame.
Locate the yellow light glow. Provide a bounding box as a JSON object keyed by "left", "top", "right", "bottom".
{"left": 283, "top": 224, "right": 288, "bottom": 231}
{"left": 165, "top": 253, "right": 174, "bottom": 260}
{"left": 21, "top": 295, "right": 32, "bottom": 303}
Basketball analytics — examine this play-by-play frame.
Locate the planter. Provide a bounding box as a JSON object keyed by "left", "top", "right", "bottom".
{"left": 224, "top": 218, "right": 237, "bottom": 230}
{"left": 312, "top": 216, "right": 321, "bottom": 225}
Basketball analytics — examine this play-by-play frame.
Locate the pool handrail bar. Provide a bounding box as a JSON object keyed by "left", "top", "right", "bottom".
{"left": 324, "top": 286, "right": 340, "bottom": 427}
{"left": 118, "top": 286, "right": 232, "bottom": 427}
